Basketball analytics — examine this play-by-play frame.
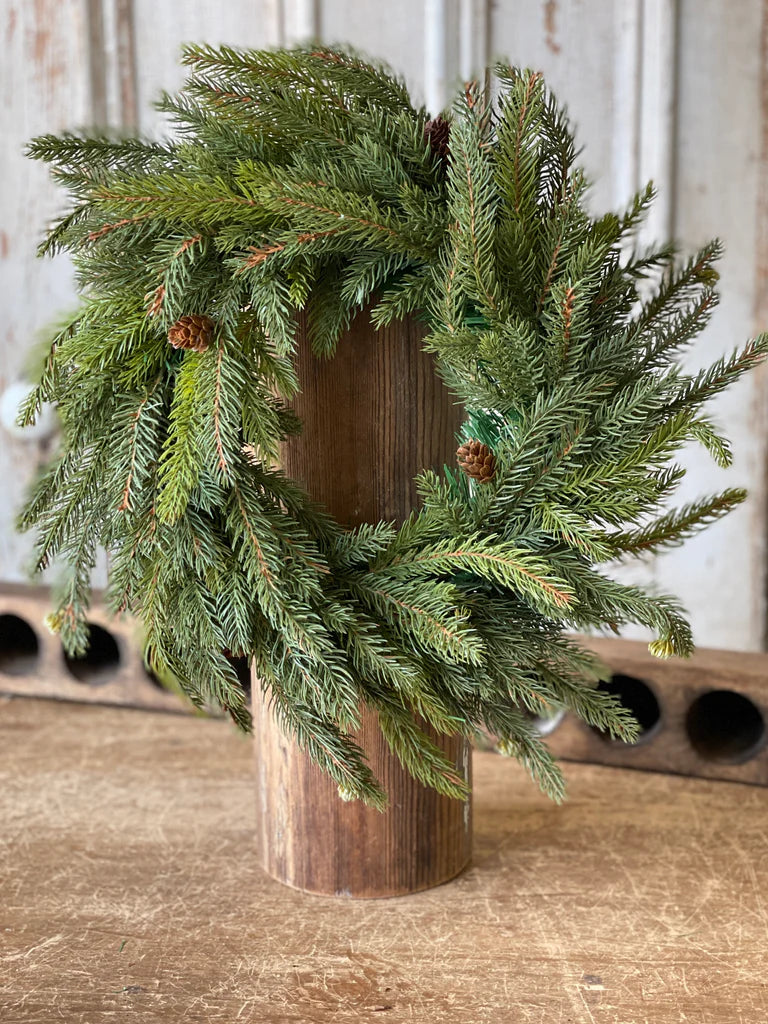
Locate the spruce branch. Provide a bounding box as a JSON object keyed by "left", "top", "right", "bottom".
{"left": 19, "top": 45, "right": 766, "bottom": 806}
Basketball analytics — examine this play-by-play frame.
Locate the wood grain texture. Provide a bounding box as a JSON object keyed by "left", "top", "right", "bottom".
{"left": 253, "top": 698, "right": 472, "bottom": 898}
{"left": 3, "top": 697, "right": 768, "bottom": 1024}
{"left": 280, "top": 310, "right": 462, "bottom": 528}
{"left": 546, "top": 636, "right": 768, "bottom": 786}
{"left": 255, "top": 311, "right": 469, "bottom": 897}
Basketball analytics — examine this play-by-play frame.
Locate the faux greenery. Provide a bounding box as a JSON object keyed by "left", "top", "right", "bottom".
{"left": 19, "top": 46, "right": 766, "bottom": 808}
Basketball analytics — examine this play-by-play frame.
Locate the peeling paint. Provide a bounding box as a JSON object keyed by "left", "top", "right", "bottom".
{"left": 32, "top": 0, "right": 51, "bottom": 65}
{"left": 544, "top": 0, "right": 561, "bottom": 55}
{"left": 6, "top": 5, "right": 17, "bottom": 44}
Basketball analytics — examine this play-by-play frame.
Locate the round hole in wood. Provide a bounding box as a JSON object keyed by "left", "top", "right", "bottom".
{"left": 590, "top": 674, "right": 662, "bottom": 744}
{"left": 63, "top": 624, "right": 121, "bottom": 685}
{"left": 685, "top": 690, "right": 765, "bottom": 764}
{"left": 143, "top": 665, "right": 166, "bottom": 691}
{"left": 142, "top": 652, "right": 250, "bottom": 700}
{"left": 228, "top": 654, "right": 251, "bottom": 702}
{"left": 0, "top": 614, "right": 40, "bottom": 676}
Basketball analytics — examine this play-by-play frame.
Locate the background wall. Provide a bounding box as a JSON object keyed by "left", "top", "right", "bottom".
{"left": 2, "top": 0, "right": 767, "bottom": 650}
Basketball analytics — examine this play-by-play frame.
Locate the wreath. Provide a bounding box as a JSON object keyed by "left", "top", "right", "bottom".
{"left": 20, "top": 47, "right": 766, "bottom": 807}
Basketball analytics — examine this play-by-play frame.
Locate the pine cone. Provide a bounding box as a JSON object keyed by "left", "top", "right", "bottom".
{"left": 457, "top": 439, "right": 496, "bottom": 483}
{"left": 168, "top": 314, "right": 215, "bottom": 353}
{"left": 424, "top": 116, "right": 451, "bottom": 168}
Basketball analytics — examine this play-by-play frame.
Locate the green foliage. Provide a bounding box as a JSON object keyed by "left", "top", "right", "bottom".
{"left": 20, "top": 47, "right": 767, "bottom": 807}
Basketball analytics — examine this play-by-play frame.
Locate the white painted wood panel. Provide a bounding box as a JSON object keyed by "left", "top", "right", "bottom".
{"left": 130, "top": 0, "right": 279, "bottom": 130}
{"left": 1, "top": 0, "right": 767, "bottom": 652}
{"left": 489, "top": 0, "right": 620, "bottom": 212}
{"left": 0, "top": 0, "right": 92, "bottom": 582}
{"left": 650, "top": 0, "right": 768, "bottom": 650}
{"left": 320, "top": 0, "right": 432, "bottom": 104}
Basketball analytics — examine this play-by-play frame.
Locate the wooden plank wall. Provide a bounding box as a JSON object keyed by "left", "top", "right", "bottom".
{"left": 1, "top": 0, "right": 767, "bottom": 651}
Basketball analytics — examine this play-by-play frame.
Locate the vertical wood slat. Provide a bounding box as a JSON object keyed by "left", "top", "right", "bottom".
{"left": 638, "top": 0, "right": 679, "bottom": 241}
{"left": 114, "top": 0, "right": 138, "bottom": 129}
{"left": 752, "top": 0, "right": 768, "bottom": 649}
{"left": 458, "top": 0, "right": 491, "bottom": 96}
{"left": 281, "top": 0, "right": 319, "bottom": 44}
{"left": 86, "top": 0, "right": 139, "bottom": 131}
{"left": 611, "top": 0, "right": 642, "bottom": 209}
{"left": 424, "top": 0, "right": 449, "bottom": 115}
{"left": 86, "top": 0, "right": 108, "bottom": 125}
{"left": 0, "top": 0, "right": 92, "bottom": 582}
{"left": 253, "top": 312, "right": 472, "bottom": 897}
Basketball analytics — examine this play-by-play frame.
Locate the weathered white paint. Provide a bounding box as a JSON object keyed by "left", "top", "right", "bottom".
{"left": 2, "top": 0, "right": 767, "bottom": 652}
{"left": 649, "top": 0, "right": 768, "bottom": 651}
{"left": 87, "top": 0, "right": 139, "bottom": 129}
{"left": 611, "top": 0, "right": 642, "bottom": 209}
{"left": 458, "top": 0, "right": 490, "bottom": 89}
{"left": 490, "top": 0, "right": 619, "bottom": 212}
{"left": 0, "top": 0, "right": 92, "bottom": 580}
{"left": 424, "top": 0, "right": 449, "bottom": 115}
{"left": 459, "top": 0, "right": 474, "bottom": 81}
{"left": 130, "top": 0, "right": 279, "bottom": 130}
{"left": 275, "top": 0, "right": 319, "bottom": 45}
{"left": 638, "top": 0, "right": 678, "bottom": 242}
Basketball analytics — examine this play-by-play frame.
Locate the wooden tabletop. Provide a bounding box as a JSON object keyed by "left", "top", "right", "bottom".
{"left": 1, "top": 696, "right": 767, "bottom": 1024}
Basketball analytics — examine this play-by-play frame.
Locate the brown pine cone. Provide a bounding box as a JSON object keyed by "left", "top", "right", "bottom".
{"left": 168, "top": 314, "right": 215, "bottom": 353}
{"left": 457, "top": 439, "right": 496, "bottom": 483}
{"left": 424, "top": 116, "right": 451, "bottom": 168}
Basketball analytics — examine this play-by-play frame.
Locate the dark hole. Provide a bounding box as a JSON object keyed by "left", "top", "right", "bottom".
{"left": 142, "top": 653, "right": 251, "bottom": 704}
{"left": 229, "top": 655, "right": 252, "bottom": 702}
{"left": 0, "top": 614, "right": 40, "bottom": 676}
{"left": 63, "top": 623, "right": 121, "bottom": 684}
{"left": 143, "top": 665, "right": 166, "bottom": 691}
{"left": 590, "top": 674, "right": 662, "bottom": 744}
{"left": 686, "top": 690, "right": 765, "bottom": 764}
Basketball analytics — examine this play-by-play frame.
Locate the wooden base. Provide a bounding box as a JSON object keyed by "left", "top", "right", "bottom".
{"left": 254, "top": 309, "right": 466, "bottom": 896}
{"left": 253, "top": 696, "right": 472, "bottom": 898}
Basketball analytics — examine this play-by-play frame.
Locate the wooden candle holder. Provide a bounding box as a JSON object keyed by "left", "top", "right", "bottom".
{"left": 253, "top": 310, "right": 471, "bottom": 898}
{"left": 541, "top": 636, "right": 768, "bottom": 786}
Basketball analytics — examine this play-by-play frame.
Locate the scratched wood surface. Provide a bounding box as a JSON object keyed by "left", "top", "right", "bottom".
{"left": 2, "top": 695, "right": 767, "bottom": 1024}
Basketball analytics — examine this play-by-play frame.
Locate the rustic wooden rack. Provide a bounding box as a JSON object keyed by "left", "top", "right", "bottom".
{"left": 0, "top": 582, "right": 187, "bottom": 714}
{"left": 544, "top": 635, "right": 768, "bottom": 786}
{"left": 2, "top": 583, "right": 767, "bottom": 787}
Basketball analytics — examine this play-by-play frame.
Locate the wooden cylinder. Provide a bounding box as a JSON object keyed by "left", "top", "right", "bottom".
{"left": 253, "top": 311, "right": 472, "bottom": 897}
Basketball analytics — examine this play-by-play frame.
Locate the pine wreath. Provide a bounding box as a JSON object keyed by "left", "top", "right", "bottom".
{"left": 19, "top": 46, "right": 767, "bottom": 808}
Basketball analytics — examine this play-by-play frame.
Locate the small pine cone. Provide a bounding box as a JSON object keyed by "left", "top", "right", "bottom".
{"left": 168, "top": 314, "right": 215, "bottom": 353}
{"left": 424, "top": 116, "right": 451, "bottom": 168}
{"left": 457, "top": 439, "right": 496, "bottom": 483}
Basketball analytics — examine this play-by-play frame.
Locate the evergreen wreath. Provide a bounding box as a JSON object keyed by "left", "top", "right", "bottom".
{"left": 19, "top": 46, "right": 767, "bottom": 808}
